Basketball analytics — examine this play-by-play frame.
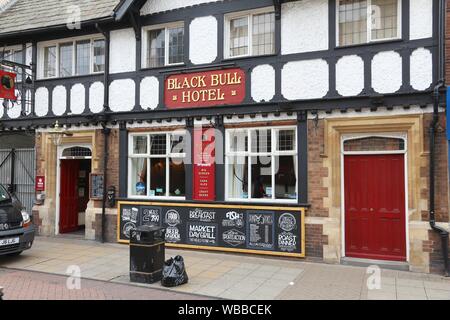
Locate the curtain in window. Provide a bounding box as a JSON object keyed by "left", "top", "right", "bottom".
{"left": 148, "top": 29, "right": 165, "bottom": 68}
{"left": 293, "top": 156, "right": 298, "bottom": 198}
{"left": 44, "top": 46, "right": 56, "bottom": 78}
{"left": 131, "top": 158, "right": 147, "bottom": 196}
{"left": 230, "top": 156, "right": 246, "bottom": 198}
{"left": 168, "top": 27, "right": 184, "bottom": 64}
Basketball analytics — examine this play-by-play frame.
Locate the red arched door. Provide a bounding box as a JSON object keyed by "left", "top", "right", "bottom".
{"left": 59, "top": 160, "right": 80, "bottom": 233}
{"left": 344, "top": 154, "right": 406, "bottom": 261}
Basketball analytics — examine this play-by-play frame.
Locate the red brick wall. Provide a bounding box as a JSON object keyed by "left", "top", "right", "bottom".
{"left": 93, "top": 129, "right": 120, "bottom": 209}
{"left": 421, "top": 114, "right": 449, "bottom": 223}
{"left": 305, "top": 119, "right": 329, "bottom": 258}
{"left": 92, "top": 129, "right": 120, "bottom": 242}
{"left": 95, "top": 213, "right": 117, "bottom": 242}
{"left": 307, "top": 119, "right": 328, "bottom": 218}
{"left": 421, "top": 113, "right": 450, "bottom": 274}
{"left": 305, "top": 224, "right": 328, "bottom": 259}
{"left": 427, "top": 230, "right": 450, "bottom": 274}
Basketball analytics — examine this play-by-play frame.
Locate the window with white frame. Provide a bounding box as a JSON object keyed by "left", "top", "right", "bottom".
{"left": 0, "top": 46, "right": 24, "bottom": 82}
{"left": 225, "top": 127, "right": 298, "bottom": 202}
{"left": 337, "top": 0, "right": 401, "bottom": 46}
{"left": 40, "top": 37, "right": 105, "bottom": 79}
{"left": 225, "top": 8, "right": 275, "bottom": 59}
{"left": 128, "top": 131, "right": 186, "bottom": 199}
{"left": 143, "top": 23, "right": 185, "bottom": 68}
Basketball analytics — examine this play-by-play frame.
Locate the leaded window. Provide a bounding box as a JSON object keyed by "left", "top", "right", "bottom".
{"left": 41, "top": 37, "right": 105, "bottom": 79}
{"left": 76, "top": 40, "right": 90, "bottom": 75}
{"left": 146, "top": 23, "right": 185, "bottom": 68}
{"left": 338, "top": 0, "right": 400, "bottom": 46}
{"left": 44, "top": 46, "right": 57, "bottom": 78}
{"left": 59, "top": 42, "right": 73, "bottom": 77}
{"left": 93, "top": 40, "right": 106, "bottom": 72}
{"left": 226, "top": 9, "right": 275, "bottom": 58}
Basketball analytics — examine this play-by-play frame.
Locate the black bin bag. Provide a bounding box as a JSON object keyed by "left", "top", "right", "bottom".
{"left": 161, "top": 255, "right": 189, "bottom": 287}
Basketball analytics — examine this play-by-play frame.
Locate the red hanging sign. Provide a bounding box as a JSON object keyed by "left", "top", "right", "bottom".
{"left": 35, "top": 176, "right": 45, "bottom": 192}
{"left": 193, "top": 127, "right": 215, "bottom": 201}
{"left": 0, "top": 70, "right": 16, "bottom": 100}
{"left": 165, "top": 68, "right": 246, "bottom": 109}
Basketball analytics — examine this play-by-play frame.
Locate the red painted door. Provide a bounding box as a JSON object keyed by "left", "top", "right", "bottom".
{"left": 60, "top": 160, "right": 79, "bottom": 233}
{"left": 344, "top": 154, "right": 406, "bottom": 261}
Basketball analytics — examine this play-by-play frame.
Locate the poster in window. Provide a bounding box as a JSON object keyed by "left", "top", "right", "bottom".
{"left": 89, "top": 174, "right": 104, "bottom": 199}
{"left": 193, "top": 127, "right": 215, "bottom": 201}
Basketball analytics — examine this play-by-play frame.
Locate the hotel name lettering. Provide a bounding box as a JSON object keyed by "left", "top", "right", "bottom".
{"left": 164, "top": 68, "right": 246, "bottom": 109}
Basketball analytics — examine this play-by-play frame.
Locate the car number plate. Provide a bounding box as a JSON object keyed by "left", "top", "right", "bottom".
{"left": 0, "top": 238, "right": 19, "bottom": 246}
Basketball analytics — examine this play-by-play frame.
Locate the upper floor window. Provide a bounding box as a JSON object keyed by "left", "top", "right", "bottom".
{"left": 39, "top": 36, "right": 105, "bottom": 79}
{"left": 337, "top": 0, "right": 401, "bottom": 46}
{"left": 143, "top": 23, "right": 185, "bottom": 68}
{"left": 0, "top": 46, "right": 24, "bottom": 82}
{"left": 225, "top": 7, "right": 275, "bottom": 59}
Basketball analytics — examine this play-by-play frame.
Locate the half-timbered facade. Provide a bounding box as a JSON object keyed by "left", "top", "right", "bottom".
{"left": 0, "top": 0, "right": 448, "bottom": 274}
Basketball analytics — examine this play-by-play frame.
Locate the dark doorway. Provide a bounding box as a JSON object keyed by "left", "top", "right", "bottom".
{"left": 59, "top": 159, "right": 91, "bottom": 234}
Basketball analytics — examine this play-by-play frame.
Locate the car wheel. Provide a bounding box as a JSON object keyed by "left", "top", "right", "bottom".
{"left": 8, "top": 251, "right": 22, "bottom": 257}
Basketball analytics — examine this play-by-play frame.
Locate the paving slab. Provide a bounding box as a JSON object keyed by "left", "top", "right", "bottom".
{"left": 425, "top": 288, "right": 450, "bottom": 300}
{"left": 0, "top": 268, "right": 210, "bottom": 300}
{"left": 0, "top": 236, "right": 449, "bottom": 300}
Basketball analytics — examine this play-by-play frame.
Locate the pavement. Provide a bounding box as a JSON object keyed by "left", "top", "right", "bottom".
{"left": 0, "top": 268, "right": 211, "bottom": 300}
{"left": 0, "top": 236, "right": 449, "bottom": 300}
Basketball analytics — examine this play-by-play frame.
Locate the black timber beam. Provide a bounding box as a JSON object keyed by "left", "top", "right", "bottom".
{"left": 114, "top": 0, "right": 147, "bottom": 22}
{"left": 0, "top": 91, "right": 438, "bottom": 130}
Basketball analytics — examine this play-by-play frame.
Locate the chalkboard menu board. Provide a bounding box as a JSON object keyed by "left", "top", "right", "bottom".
{"left": 117, "top": 202, "right": 305, "bottom": 258}
{"left": 90, "top": 174, "right": 104, "bottom": 199}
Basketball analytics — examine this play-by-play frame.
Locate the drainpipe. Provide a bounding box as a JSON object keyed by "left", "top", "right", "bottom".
{"left": 101, "top": 124, "right": 110, "bottom": 243}
{"left": 429, "top": 0, "right": 449, "bottom": 276}
{"left": 96, "top": 23, "right": 111, "bottom": 243}
{"left": 430, "top": 81, "right": 449, "bottom": 277}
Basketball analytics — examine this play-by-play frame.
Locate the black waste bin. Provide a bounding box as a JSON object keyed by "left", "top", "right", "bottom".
{"left": 130, "top": 225, "right": 165, "bottom": 284}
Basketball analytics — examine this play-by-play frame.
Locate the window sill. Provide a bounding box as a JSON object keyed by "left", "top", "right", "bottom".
{"left": 36, "top": 73, "right": 104, "bottom": 82}
{"left": 225, "top": 198, "right": 298, "bottom": 204}
{"left": 335, "top": 38, "right": 403, "bottom": 50}
{"left": 222, "top": 53, "right": 277, "bottom": 63}
{"left": 140, "top": 63, "right": 186, "bottom": 73}
{"left": 127, "top": 196, "right": 186, "bottom": 201}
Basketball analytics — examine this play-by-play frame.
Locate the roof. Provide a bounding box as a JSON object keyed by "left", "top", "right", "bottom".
{"left": 0, "top": 0, "right": 122, "bottom": 36}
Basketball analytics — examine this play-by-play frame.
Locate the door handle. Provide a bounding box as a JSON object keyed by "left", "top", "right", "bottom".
{"left": 370, "top": 208, "right": 374, "bottom": 212}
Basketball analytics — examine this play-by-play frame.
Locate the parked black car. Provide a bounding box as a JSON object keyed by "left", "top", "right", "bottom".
{"left": 0, "top": 184, "right": 34, "bottom": 256}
